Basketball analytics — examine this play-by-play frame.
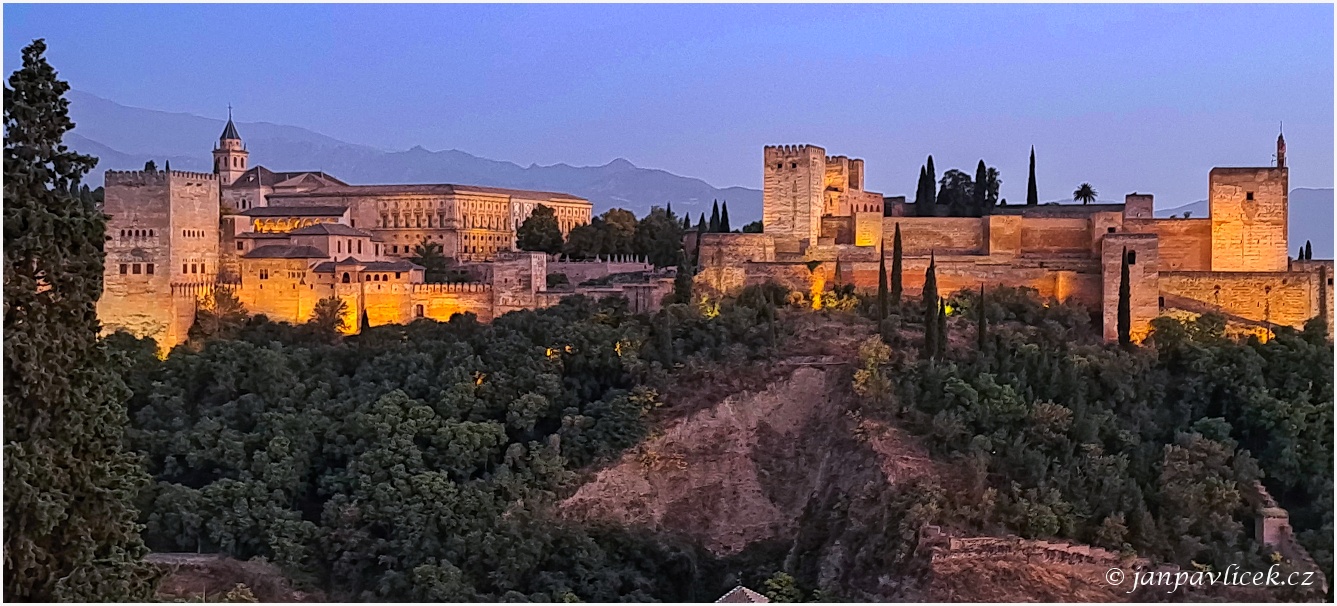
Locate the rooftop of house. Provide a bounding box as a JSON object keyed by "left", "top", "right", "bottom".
{"left": 242, "top": 244, "right": 330, "bottom": 259}
{"left": 715, "top": 586, "right": 769, "bottom": 603}
{"left": 312, "top": 258, "right": 421, "bottom": 272}
{"left": 239, "top": 205, "right": 349, "bottom": 218}
{"left": 266, "top": 182, "right": 590, "bottom": 203}
{"left": 288, "top": 223, "right": 376, "bottom": 237}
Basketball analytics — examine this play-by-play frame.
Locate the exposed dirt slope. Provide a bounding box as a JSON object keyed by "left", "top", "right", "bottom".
{"left": 149, "top": 553, "right": 323, "bottom": 602}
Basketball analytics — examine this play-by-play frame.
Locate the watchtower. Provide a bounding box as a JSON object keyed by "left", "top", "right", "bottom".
{"left": 1209, "top": 138, "right": 1288, "bottom": 272}
{"left": 763, "top": 144, "right": 826, "bottom": 253}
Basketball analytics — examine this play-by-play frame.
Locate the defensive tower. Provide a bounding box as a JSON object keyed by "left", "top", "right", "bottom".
{"left": 763, "top": 144, "right": 826, "bottom": 253}
{"left": 213, "top": 107, "right": 249, "bottom": 186}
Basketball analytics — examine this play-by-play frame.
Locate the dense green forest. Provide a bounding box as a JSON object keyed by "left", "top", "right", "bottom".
{"left": 832, "top": 286, "right": 1333, "bottom": 598}
{"left": 111, "top": 291, "right": 788, "bottom": 601}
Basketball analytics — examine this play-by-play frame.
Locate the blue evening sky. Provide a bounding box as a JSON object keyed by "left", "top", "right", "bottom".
{"left": 4, "top": 3, "right": 1333, "bottom": 205}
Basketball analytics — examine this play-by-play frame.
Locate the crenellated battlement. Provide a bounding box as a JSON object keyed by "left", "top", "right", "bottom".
{"left": 764, "top": 144, "right": 824, "bottom": 160}
{"left": 105, "top": 169, "right": 218, "bottom": 185}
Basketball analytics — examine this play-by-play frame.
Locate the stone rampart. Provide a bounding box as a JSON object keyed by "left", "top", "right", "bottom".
{"left": 882, "top": 217, "right": 985, "bottom": 255}
{"left": 1159, "top": 270, "right": 1321, "bottom": 331}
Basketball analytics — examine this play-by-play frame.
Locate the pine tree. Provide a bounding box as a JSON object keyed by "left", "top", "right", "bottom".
{"left": 709, "top": 200, "right": 720, "bottom": 232}
{"left": 977, "top": 285, "right": 988, "bottom": 353}
{"left": 877, "top": 244, "right": 888, "bottom": 322}
{"left": 973, "top": 160, "right": 987, "bottom": 216}
{"left": 1118, "top": 247, "right": 1132, "bottom": 346}
{"left": 719, "top": 201, "right": 731, "bottom": 233}
{"left": 1027, "top": 146, "right": 1039, "bottom": 205}
{"left": 4, "top": 39, "right": 158, "bottom": 601}
{"left": 1305, "top": 240, "right": 1313, "bottom": 260}
{"left": 890, "top": 223, "right": 904, "bottom": 306}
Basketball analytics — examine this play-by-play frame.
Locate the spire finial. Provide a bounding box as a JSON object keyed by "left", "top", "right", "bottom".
{"left": 228, "top": 103, "right": 233, "bottom": 120}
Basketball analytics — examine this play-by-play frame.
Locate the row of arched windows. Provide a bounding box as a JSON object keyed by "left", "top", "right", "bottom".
{"left": 120, "top": 229, "right": 155, "bottom": 238}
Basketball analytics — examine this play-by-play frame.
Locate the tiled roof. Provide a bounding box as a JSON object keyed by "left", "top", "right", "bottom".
{"left": 228, "top": 166, "right": 348, "bottom": 189}
{"left": 267, "top": 183, "right": 589, "bottom": 203}
{"left": 236, "top": 232, "right": 290, "bottom": 239}
{"left": 242, "top": 245, "right": 329, "bottom": 259}
{"left": 311, "top": 259, "right": 421, "bottom": 273}
{"left": 239, "top": 205, "right": 348, "bottom": 217}
{"left": 716, "top": 586, "right": 769, "bottom": 603}
{"left": 220, "top": 117, "right": 240, "bottom": 141}
{"left": 288, "top": 223, "right": 375, "bottom": 237}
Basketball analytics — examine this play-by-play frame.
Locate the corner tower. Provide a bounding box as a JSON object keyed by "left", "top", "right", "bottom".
{"left": 213, "top": 108, "right": 248, "bottom": 186}
{"left": 1209, "top": 137, "right": 1289, "bottom": 272}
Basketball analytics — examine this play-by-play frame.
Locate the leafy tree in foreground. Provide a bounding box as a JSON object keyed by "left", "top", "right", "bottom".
{"left": 3, "top": 38, "right": 157, "bottom": 601}
{"left": 516, "top": 204, "right": 564, "bottom": 254}
{"left": 311, "top": 295, "right": 349, "bottom": 339}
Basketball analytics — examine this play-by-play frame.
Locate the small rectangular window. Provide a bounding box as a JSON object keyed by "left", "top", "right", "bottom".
{"left": 119, "top": 264, "right": 128, "bottom": 275}
{"left": 1246, "top": 192, "right": 1255, "bottom": 201}
{"left": 1107, "top": 227, "right": 1116, "bottom": 233}
{"left": 146, "top": 263, "right": 154, "bottom": 275}
{"left": 1127, "top": 251, "right": 1137, "bottom": 265}
{"left": 237, "top": 241, "right": 244, "bottom": 251}
{"left": 183, "top": 264, "right": 188, "bottom": 273}
{"left": 132, "top": 263, "right": 141, "bottom": 274}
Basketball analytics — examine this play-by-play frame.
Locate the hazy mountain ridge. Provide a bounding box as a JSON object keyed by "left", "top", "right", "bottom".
{"left": 64, "top": 91, "right": 762, "bottom": 221}
{"left": 1157, "top": 188, "right": 1333, "bottom": 258}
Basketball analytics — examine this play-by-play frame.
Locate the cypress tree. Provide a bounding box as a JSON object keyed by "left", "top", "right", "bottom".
{"left": 673, "top": 251, "right": 693, "bottom": 304}
{"left": 709, "top": 200, "right": 720, "bottom": 232}
{"left": 977, "top": 285, "right": 989, "bottom": 353}
{"left": 1298, "top": 246, "right": 1305, "bottom": 260}
{"left": 922, "top": 252, "right": 940, "bottom": 359}
{"left": 361, "top": 309, "right": 371, "bottom": 331}
{"left": 1118, "top": 246, "right": 1132, "bottom": 346}
{"left": 914, "top": 166, "right": 930, "bottom": 217}
{"left": 1305, "top": 240, "right": 1313, "bottom": 260}
{"left": 1027, "top": 146, "right": 1039, "bottom": 205}
{"left": 936, "top": 296, "right": 948, "bottom": 359}
{"left": 890, "top": 223, "right": 904, "bottom": 306}
{"left": 666, "top": 201, "right": 673, "bottom": 221}
{"left": 4, "top": 39, "right": 158, "bottom": 601}
{"left": 877, "top": 243, "right": 888, "bottom": 322}
{"left": 973, "top": 160, "right": 987, "bottom": 216}
{"left": 719, "top": 201, "right": 731, "bottom": 233}
{"left": 925, "top": 155, "right": 937, "bottom": 207}
{"left": 164, "top": 159, "right": 170, "bottom": 171}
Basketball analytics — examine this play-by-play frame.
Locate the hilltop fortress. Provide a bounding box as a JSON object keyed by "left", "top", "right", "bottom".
{"left": 97, "top": 117, "right": 669, "bottom": 349}
{"left": 97, "top": 115, "right": 1332, "bottom": 349}
{"left": 697, "top": 135, "right": 1332, "bottom": 341}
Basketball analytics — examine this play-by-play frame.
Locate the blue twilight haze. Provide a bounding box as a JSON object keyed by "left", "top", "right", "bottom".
{"left": 3, "top": 3, "right": 1332, "bottom": 207}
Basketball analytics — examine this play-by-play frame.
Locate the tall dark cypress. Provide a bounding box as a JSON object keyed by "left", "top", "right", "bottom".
{"left": 666, "top": 201, "right": 674, "bottom": 222}
{"left": 1027, "top": 146, "right": 1039, "bottom": 205}
{"left": 977, "top": 285, "right": 988, "bottom": 353}
{"left": 1118, "top": 247, "right": 1132, "bottom": 346}
{"left": 922, "top": 252, "right": 940, "bottom": 359}
{"left": 877, "top": 244, "right": 888, "bottom": 322}
{"left": 673, "top": 251, "right": 693, "bottom": 304}
{"left": 1298, "top": 246, "right": 1305, "bottom": 260}
{"left": 4, "top": 39, "right": 157, "bottom": 601}
{"left": 925, "top": 155, "right": 937, "bottom": 207}
{"left": 1305, "top": 240, "right": 1313, "bottom": 260}
{"left": 890, "top": 223, "right": 904, "bottom": 306}
{"left": 936, "top": 297, "right": 948, "bottom": 359}
{"left": 719, "top": 201, "right": 731, "bottom": 233}
{"left": 709, "top": 200, "right": 720, "bottom": 232}
{"left": 914, "top": 166, "right": 931, "bottom": 217}
{"left": 973, "top": 160, "right": 987, "bottom": 216}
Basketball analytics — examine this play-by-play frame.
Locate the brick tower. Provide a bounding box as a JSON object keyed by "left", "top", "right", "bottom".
{"left": 212, "top": 108, "right": 249, "bottom": 186}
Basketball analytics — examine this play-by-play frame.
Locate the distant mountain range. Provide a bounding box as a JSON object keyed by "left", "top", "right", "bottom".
{"left": 65, "top": 91, "right": 1330, "bottom": 256}
{"left": 63, "top": 90, "right": 763, "bottom": 223}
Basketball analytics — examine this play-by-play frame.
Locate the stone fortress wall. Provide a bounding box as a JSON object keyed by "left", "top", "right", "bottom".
{"left": 700, "top": 137, "right": 1331, "bottom": 342}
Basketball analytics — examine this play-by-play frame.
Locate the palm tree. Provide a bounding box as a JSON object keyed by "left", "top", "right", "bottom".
{"left": 1073, "top": 183, "right": 1098, "bottom": 205}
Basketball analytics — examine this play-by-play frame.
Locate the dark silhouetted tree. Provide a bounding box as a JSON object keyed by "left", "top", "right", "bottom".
{"left": 877, "top": 244, "right": 888, "bottom": 322}
{"left": 516, "top": 204, "right": 564, "bottom": 254}
{"left": 709, "top": 200, "right": 720, "bottom": 232}
{"left": 1073, "top": 183, "right": 1098, "bottom": 205}
{"left": 1118, "top": 247, "right": 1131, "bottom": 346}
{"left": 1027, "top": 146, "right": 1039, "bottom": 205}
{"left": 3, "top": 39, "right": 158, "bottom": 601}
{"left": 719, "top": 201, "right": 731, "bottom": 233}
{"left": 890, "top": 223, "right": 903, "bottom": 306}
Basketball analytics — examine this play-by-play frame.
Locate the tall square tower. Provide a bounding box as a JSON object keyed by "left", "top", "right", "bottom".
{"left": 763, "top": 144, "right": 826, "bottom": 253}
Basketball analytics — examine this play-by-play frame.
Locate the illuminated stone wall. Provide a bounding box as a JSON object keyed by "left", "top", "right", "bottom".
{"left": 1210, "top": 167, "right": 1288, "bottom": 272}
{"left": 763, "top": 145, "right": 826, "bottom": 253}
{"left": 882, "top": 217, "right": 986, "bottom": 255}
{"left": 1101, "top": 234, "right": 1161, "bottom": 342}
{"left": 1125, "top": 218, "right": 1212, "bottom": 271}
{"left": 1159, "top": 270, "right": 1324, "bottom": 331}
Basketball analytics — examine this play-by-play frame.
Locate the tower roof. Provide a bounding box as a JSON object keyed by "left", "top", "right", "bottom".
{"left": 220, "top": 107, "right": 241, "bottom": 141}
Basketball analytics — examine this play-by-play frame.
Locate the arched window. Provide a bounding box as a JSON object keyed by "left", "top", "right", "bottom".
{"left": 415, "top": 304, "right": 424, "bottom": 318}
{"left": 342, "top": 272, "right": 351, "bottom": 283}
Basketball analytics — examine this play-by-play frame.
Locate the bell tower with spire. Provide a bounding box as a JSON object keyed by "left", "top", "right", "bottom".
{"left": 213, "top": 106, "right": 248, "bottom": 186}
